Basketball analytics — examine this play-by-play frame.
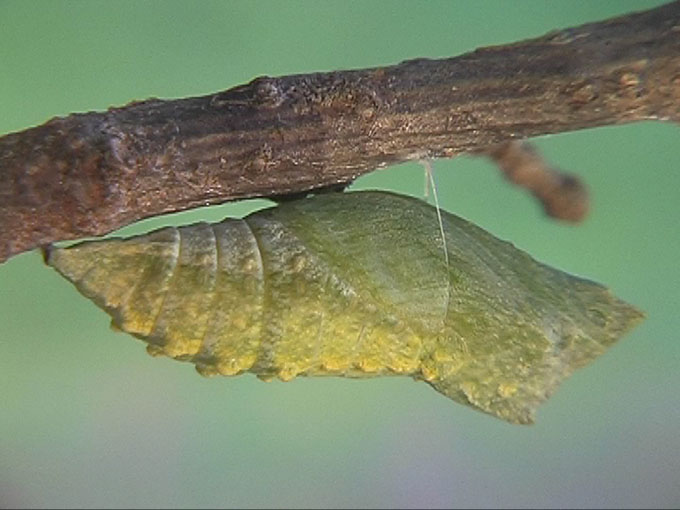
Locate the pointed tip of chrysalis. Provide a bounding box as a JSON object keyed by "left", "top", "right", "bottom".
{"left": 428, "top": 282, "right": 646, "bottom": 425}
{"left": 590, "top": 286, "right": 646, "bottom": 350}
{"left": 43, "top": 242, "right": 88, "bottom": 282}
{"left": 43, "top": 237, "right": 137, "bottom": 315}
{"left": 44, "top": 227, "right": 179, "bottom": 291}
{"left": 43, "top": 240, "right": 102, "bottom": 286}
{"left": 43, "top": 242, "right": 86, "bottom": 283}
{"left": 41, "top": 244, "right": 53, "bottom": 265}
{"left": 617, "top": 299, "right": 646, "bottom": 335}
{"left": 44, "top": 228, "right": 182, "bottom": 341}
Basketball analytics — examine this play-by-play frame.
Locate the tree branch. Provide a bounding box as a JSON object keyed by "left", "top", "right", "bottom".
{"left": 1, "top": 1, "right": 679, "bottom": 263}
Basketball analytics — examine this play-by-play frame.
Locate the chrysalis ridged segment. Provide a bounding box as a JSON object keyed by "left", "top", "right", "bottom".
{"left": 45, "top": 191, "right": 644, "bottom": 424}
{"left": 193, "top": 219, "right": 265, "bottom": 376}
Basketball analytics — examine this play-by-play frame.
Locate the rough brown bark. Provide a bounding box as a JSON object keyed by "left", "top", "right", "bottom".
{"left": 1, "top": 1, "right": 679, "bottom": 264}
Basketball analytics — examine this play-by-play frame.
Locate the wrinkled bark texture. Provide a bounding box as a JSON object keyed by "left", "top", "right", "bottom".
{"left": 1, "top": 1, "right": 679, "bottom": 263}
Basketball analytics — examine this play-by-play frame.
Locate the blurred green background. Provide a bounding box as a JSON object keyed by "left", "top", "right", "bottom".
{"left": 1, "top": 1, "right": 678, "bottom": 508}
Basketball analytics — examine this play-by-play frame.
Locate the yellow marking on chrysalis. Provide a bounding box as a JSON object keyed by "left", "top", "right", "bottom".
{"left": 277, "top": 364, "right": 301, "bottom": 382}
{"left": 420, "top": 363, "right": 438, "bottom": 382}
{"left": 146, "top": 344, "right": 165, "bottom": 357}
{"left": 497, "top": 383, "right": 518, "bottom": 398}
{"left": 195, "top": 364, "right": 219, "bottom": 377}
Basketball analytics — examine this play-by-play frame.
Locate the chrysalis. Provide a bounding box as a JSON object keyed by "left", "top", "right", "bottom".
{"left": 45, "top": 191, "right": 643, "bottom": 424}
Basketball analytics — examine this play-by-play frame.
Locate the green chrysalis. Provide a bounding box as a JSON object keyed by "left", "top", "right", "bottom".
{"left": 45, "top": 191, "right": 643, "bottom": 424}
